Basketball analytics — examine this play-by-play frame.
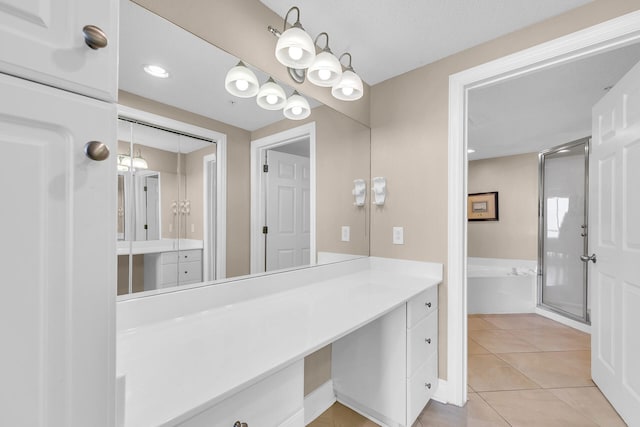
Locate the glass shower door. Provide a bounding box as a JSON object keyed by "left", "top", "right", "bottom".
{"left": 539, "top": 140, "right": 589, "bottom": 323}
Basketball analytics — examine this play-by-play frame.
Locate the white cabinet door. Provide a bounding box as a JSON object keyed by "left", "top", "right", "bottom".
{"left": 590, "top": 60, "right": 640, "bottom": 427}
{"left": 0, "top": 73, "right": 115, "bottom": 427}
{"left": 0, "top": 0, "right": 118, "bottom": 101}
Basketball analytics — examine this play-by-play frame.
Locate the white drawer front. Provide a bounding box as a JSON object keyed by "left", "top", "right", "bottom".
{"left": 160, "top": 251, "right": 179, "bottom": 265}
{"left": 179, "top": 261, "right": 202, "bottom": 284}
{"left": 179, "top": 360, "right": 303, "bottom": 427}
{"left": 160, "top": 264, "right": 178, "bottom": 285}
{"left": 407, "top": 353, "right": 438, "bottom": 426}
{"left": 407, "top": 286, "right": 438, "bottom": 328}
{"left": 407, "top": 311, "right": 438, "bottom": 377}
{"left": 179, "top": 249, "right": 202, "bottom": 262}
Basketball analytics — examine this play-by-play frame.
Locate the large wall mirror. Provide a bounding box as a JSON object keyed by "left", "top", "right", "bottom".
{"left": 117, "top": 0, "right": 370, "bottom": 297}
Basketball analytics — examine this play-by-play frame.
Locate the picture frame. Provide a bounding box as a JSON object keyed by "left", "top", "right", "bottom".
{"left": 468, "top": 191, "right": 499, "bottom": 221}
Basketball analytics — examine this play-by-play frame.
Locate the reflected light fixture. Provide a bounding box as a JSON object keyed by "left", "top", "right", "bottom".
{"left": 467, "top": 149, "right": 476, "bottom": 154}
{"left": 224, "top": 61, "right": 259, "bottom": 98}
{"left": 117, "top": 150, "right": 148, "bottom": 170}
{"left": 283, "top": 91, "right": 311, "bottom": 120}
{"left": 256, "top": 78, "right": 287, "bottom": 110}
{"left": 144, "top": 64, "right": 170, "bottom": 78}
{"left": 331, "top": 53, "right": 363, "bottom": 101}
{"left": 273, "top": 7, "right": 315, "bottom": 69}
{"left": 307, "top": 32, "right": 342, "bottom": 87}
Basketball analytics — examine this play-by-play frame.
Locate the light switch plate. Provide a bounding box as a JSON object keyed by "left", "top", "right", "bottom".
{"left": 393, "top": 226, "right": 404, "bottom": 245}
{"left": 341, "top": 226, "right": 350, "bottom": 242}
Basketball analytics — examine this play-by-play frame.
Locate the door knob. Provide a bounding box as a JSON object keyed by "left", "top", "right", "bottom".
{"left": 83, "top": 25, "right": 108, "bottom": 50}
{"left": 580, "top": 253, "right": 597, "bottom": 263}
{"left": 84, "top": 141, "right": 110, "bottom": 161}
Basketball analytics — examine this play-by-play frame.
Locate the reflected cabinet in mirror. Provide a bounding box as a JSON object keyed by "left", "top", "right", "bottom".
{"left": 117, "top": 0, "right": 370, "bottom": 297}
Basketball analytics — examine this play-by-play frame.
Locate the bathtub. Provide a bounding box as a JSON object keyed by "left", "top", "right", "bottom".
{"left": 467, "top": 257, "right": 537, "bottom": 314}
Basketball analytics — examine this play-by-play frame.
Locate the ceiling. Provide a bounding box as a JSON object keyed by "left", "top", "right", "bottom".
{"left": 259, "top": 0, "right": 593, "bottom": 85}
{"left": 119, "top": 0, "right": 319, "bottom": 132}
{"left": 468, "top": 42, "right": 640, "bottom": 160}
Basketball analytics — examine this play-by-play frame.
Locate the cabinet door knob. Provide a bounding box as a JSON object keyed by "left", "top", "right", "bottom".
{"left": 84, "top": 141, "right": 110, "bottom": 161}
{"left": 425, "top": 302, "right": 432, "bottom": 308}
{"left": 425, "top": 338, "right": 431, "bottom": 344}
{"left": 233, "top": 422, "right": 248, "bottom": 427}
{"left": 425, "top": 383, "right": 432, "bottom": 389}
{"left": 83, "top": 25, "right": 108, "bottom": 50}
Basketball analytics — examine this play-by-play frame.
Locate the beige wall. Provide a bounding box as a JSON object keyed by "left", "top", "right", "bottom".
{"left": 370, "top": 0, "right": 640, "bottom": 379}
{"left": 468, "top": 153, "right": 539, "bottom": 260}
{"left": 119, "top": 91, "right": 252, "bottom": 278}
{"left": 252, "top": 105, "right": 371, "bottom": 257}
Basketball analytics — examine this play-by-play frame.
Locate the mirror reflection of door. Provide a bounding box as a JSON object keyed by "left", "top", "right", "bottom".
{"left": 116, "top": 117, "right": 218, "bottom": 295}
{"left": 265, "top": 146, "right": 311, "bottom": 271}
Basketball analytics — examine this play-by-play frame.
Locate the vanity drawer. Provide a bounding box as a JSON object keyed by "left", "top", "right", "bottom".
{"left": 179, "top": 261, "right": 202, "bottom": 285}
{"left": 160, "top": 251, "right": 179, "bottom": 264}
{"left": 180, "top": 360, "right": 303, "bottom": 427}
{"left": 179, "top": 249, "right": 202, "bottom": 262}
{"left": 407, "top": 311, "right": 438, "bottom": 377}
{"left": 159, "top": 264, "right": 179, "bottom": 285}
{"left": 407, "top": 286, "right": 438, "bottom": 328}
{"left": 407, "top": 353, "right": 438, "bottom": 425}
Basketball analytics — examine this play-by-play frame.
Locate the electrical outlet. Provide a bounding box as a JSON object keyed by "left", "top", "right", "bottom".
{"left": 341, "top": 226, "right": 350, "bottom": 242}
{"left": 393, "top": 226, "right": 404, "bottom": 245}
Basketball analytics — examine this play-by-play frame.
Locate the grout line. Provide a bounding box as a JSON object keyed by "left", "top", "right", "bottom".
{"left": 474, "top": 390, "right": 514, "bottom": 426}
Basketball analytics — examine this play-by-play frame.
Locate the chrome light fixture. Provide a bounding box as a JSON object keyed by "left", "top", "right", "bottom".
{"left": 118, "top": 149, "right": 148, "bottom": 171}
{"left": 273, "top": 7, "right": 315, "bottom": 69}
{"left": 283, "top": 91, "right": 311, "bottom": 120}
{"left": 224, "top": 61, "right": 259, "bottom": 98}
{"left": 307, "top": 32, "right": 342, "bottom": 87}
{"left": 256, "top": 78, "right": 287, "bottom": 110}
{"left": 331, "top": 53, "right": 363, "bottom": 101}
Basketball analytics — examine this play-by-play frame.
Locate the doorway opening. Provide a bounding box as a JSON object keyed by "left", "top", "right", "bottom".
{"left": 250, "top": 122, "right": 317, "bottom": 274}
{"left": 447, "top": 12, "right": 640, "bottom": 407}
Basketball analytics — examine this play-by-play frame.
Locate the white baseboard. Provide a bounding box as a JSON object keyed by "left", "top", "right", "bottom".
{"left": 304, "top": 380, "right": 336, "bottom": 425}
{"left": 535, "top": 307, "right": 591, "bottom": 334}
{"left": 432, "top": 379, "right": 449, "bottom": 404}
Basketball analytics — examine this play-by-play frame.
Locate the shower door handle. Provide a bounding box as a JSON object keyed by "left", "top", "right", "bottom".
{"left": 580, "top": 253, "right": 597, "bottom": 263}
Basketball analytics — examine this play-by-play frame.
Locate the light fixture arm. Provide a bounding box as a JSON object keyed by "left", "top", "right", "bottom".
{"left": 338, "top": 52, "right": 355, "bottom": 71}
{"left": 283, "top": 6, "right": 302, "bottom": 31}
{"left": 314, "top": 32, "right": 331, "bottom": 52}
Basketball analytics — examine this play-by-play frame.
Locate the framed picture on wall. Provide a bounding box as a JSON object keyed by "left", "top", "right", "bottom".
{"left": 468, "top": 192, "right": 499, "bottom": 221}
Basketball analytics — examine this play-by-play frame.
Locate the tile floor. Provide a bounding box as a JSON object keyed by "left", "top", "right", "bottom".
{"left": 310, "top": 313, "right": 627, "bottom": 427}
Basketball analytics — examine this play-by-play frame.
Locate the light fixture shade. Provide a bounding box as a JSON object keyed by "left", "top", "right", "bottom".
{"left": 331, "top": 69, "right": 364, "bottom": 101}
{"left": 225, "top": 62, "right": 259, "bottom": 98}
{"left": 307, "top": 51, "right": 343, "bottom": 87}
{"left": 283, "top": 92, "right": 311, "bottom": 120}
{"left": 256, "top": 79, "right": 287, "bottom": 110}
{"left": 132, "top": 157, "right": 148, "bottom": 170}
{"left": 275, "top": 26, "right": 316, "bottom": 69}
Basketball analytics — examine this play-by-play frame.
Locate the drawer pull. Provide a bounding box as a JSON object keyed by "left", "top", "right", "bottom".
{"left": 425, "top": 338, "right": 432, "bottom": 344}
{"left": 425, "top": 302, "right": 432, "bottom": 308}
{"left": 425, "top": 382, "right": 432, "bottom": 389}
{"left": 233, "top": 422, "right": 248, "bottom": 427}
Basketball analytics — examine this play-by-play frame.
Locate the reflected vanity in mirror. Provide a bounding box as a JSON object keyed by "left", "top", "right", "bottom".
{"left": 117, "top": 0, "right": 370, "bottom": 297}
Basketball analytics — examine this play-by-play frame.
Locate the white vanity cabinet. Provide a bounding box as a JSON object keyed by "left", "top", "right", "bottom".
{"left": 0, "top": 0, "right": 118, "bottom": 101}
{"left": 144, "top": 249, "right": 203, "bottom": 290}
{"left": 179, "top": 361, "right": 304, "bottom": 427}
{"left": 0, "top": 72, "right": 116, "bottom": 426}
{"left": 333, "top": 285, "right": 439, "bottom": 427}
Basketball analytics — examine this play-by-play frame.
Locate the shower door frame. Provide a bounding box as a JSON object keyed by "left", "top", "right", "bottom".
{"left": 537, "top": 138, "right": 590, "bottom": 324}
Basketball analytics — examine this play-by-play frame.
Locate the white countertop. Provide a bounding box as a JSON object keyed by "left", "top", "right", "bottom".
{"left": 116, "top": 239, "right": 203, "bottom": 255}
{"left": 116, "top": 257, "right": 442, "bottom": 427}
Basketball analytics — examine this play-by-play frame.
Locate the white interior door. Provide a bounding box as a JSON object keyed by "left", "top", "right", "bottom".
{"left": 265, "top": 150, "right": 311, "bottom": 271}
{"left": 590, "top": 59, "right": 640, "bottom": 426}
{"left": 0, "top": 73, "right": 115, "bottom": 426}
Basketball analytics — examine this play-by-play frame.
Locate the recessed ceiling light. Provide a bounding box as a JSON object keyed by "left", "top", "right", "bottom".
{"left": 143, "top": 64, "right": 169, "bottom": 78}
{"left": 467, "top": 149, "right": 476, "bottom": 154}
